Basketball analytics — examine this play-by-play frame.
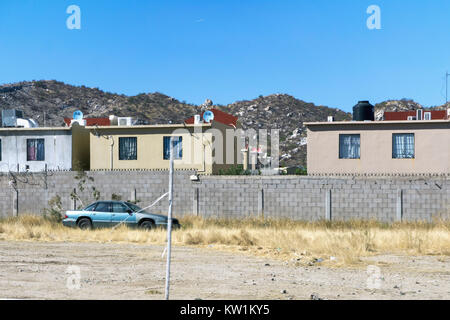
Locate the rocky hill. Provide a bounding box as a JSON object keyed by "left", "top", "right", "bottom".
{"left": 374, "top": 99, "right": 448, "bottom": 120}
{"left": 0, "top": 80, "right": 353, "bottom": 167}
{"left": 0, "top": 80, "right": 199, "bottom": 126}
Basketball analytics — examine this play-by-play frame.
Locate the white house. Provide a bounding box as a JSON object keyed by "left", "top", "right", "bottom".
{"left": 0, "top": 124, "right": 90, "bottom": 172}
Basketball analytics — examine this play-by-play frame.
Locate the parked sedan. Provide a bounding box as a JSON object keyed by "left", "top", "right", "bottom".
{"left": 62, "top": 201, "right": 180, "bottom": 230}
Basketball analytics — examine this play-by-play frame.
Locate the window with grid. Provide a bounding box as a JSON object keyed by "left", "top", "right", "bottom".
{"left": 392, "top": 133, "right": 415, "bottom": 159}
{"left": 27, "top": 139, "right": 45, "bottom": 161}
{"left": 339, "top": 134, "right": 360, "bottom": 159}
{"left": 119, "top": 137, "right": 137, "bottom": 160}
{"left": 163, "top": 136, "right": 182, "bottom": 160}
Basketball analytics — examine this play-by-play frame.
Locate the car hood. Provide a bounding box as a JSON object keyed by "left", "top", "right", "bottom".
{"left": 139, "top": 212, "right": 169, "bottom": 220}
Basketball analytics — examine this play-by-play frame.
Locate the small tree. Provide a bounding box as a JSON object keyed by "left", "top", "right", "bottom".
{"left": 111, "top": 193, "right": 122, "bottom": 201}
{"left": 43, "top": 195, "right": 64, "bottom": 223}
{"left": 70, "top": 170, "right": 101, "bottom": 209}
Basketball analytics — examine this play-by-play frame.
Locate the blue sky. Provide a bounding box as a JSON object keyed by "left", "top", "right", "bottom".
{"left": 0, "top": 0, "right": 449, "bottom": 112}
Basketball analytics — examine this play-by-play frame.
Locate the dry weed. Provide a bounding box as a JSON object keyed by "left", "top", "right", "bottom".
{"left": 1, "top": 215, "right": 449, "bottom": 266}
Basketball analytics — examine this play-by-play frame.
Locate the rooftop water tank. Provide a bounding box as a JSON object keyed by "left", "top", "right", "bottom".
{"left": 353, "top": 101, "right": 374, "bottom": 121}
{"left": 2, "top": 109, "right": 24, "bottom": 127}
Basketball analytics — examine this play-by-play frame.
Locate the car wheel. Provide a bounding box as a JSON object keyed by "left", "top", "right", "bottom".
{"left": 139, "top": 220, "right": 155, "bottom": 230}
{"left": 78, "top": 218, "right": 92, "bottom": 230}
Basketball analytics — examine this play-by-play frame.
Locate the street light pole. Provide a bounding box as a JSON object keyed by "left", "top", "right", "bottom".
{"left": 164, "top": 137, "right": 174, "bottom": 300}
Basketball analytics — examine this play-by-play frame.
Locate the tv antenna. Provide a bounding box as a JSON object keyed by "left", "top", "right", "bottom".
{"left": 446, "top": 72, "right": 449, "bottom": 105}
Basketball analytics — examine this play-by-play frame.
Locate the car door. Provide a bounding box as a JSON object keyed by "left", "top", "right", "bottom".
{"left": 111, "top": 202, "right": 137, "bottom": 226}
{"left": 91, "top": 201, "right": 113, "bottom": 227}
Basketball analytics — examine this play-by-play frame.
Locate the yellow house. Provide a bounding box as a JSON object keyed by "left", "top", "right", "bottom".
{"left": 87, "top": 122, "right": 240, "bottom": 174}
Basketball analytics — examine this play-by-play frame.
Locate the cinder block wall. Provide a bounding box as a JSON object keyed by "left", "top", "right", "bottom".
{"left": 0, "top": 171, "right": 449, "bottom": 222}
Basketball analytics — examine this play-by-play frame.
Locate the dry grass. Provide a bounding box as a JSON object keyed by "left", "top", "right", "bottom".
{"left": 0, "top": 215, "right": 449, "bottom": 266}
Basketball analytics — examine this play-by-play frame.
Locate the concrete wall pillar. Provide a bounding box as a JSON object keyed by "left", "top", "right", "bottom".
{"left": 72, "top": 188, "right": 77, "bottom": 210}
{"left": 130, "top": 188, "right": 137, "bottom": 203}
{"left": 193, "top": 188, "right": 199, "bottom": 216}
{"left": 13, "top": 189, "right": 18, "bottom": 217}
{"left": 258, "top": 189, "right": 264, "bottom": 218}
{"left": 325, "top": 189, "right": 332, "bottom": 221}
{"left": 396, "top": 189, "right": 403, "bottom": 222}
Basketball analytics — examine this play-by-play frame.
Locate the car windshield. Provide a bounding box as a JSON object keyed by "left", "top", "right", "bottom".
{"left": 125, "top": 202, "right": 149, "bottom": 213}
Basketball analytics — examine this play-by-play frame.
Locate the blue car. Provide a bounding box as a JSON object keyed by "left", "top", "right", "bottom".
{"left": 62, "top": 200, "right": 180, "bottom": 230}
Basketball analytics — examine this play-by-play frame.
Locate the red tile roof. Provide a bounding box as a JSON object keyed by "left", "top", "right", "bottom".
{"left": 384, "top": 110, "right": 447, "bottom": 121}
{"left": 64, "top": 118, "right": 110, "bottom": 127}
{"left": 184, "top": 109, "right": 238, "bottom": 127}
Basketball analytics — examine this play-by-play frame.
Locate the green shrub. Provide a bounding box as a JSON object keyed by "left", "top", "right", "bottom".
{"left": 43, "top": 195, "right": 64, "bottom": 223}
{"left": 217, "top": 165, "right": 251, "bottom": 176}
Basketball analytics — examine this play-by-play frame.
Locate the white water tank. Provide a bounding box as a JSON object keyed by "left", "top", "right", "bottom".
{"left": 109, "top": 115, "right": 118, "bottom": 125}
{"left": 118, "top": 117, "right": 134, "bottom": 126}
{"left": 70, "top": 119, "right": 87, "bottom": 126}
{"left": 194, "top": 114, "right": 201, "bottom": 124}
{"left": 16, "top": 118, "right": 39, "bottom": 128}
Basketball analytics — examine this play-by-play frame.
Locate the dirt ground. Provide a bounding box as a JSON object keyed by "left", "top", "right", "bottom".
{"left": 0, "top": 241, "right": 449, "bottom": 300}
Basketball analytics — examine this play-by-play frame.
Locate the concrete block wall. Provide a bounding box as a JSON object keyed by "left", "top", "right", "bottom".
{"left": 0, "top": 171, "right": 449, "bottom": 222}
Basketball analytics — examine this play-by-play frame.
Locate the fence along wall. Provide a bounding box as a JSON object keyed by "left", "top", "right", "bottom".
{"left": 0, "top": 171, "right": 449, "bottom": 222}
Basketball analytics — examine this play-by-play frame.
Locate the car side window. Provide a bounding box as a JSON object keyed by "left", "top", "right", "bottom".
{"left": 112, "top": 203, "right": 129, "bottom": 213}
{"left": 84, "top": 203, "right": 97, "bottom": 211}
{"left": 94, "top": 202, "right": 111, "bottom": 212}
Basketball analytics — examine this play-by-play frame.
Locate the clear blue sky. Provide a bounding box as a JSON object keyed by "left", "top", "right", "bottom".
{"left": 1, "top": 0, "right": 449, "bottom": 112}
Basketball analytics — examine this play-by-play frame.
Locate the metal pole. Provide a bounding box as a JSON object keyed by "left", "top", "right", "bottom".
{"left": 110, "top": 136, "right": 114, "bottom": 171}
{"left": 445, "top": 71, "right": 450, "bottom": 105}
{"left": 164, "top": 137, "right": 174, "bottom": 300}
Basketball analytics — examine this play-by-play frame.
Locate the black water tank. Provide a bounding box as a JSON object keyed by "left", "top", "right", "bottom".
{"left": 352, "top": 101, "right": 374, "bottom": 121}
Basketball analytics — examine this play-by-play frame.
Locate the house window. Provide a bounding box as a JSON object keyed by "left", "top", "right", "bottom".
{"left": 0, "top": 139, "right": 2, "bottom": 161}
{"left": 119, "top": 137, "right": 137, "bottom": 160}
{"left": 27, "top": 139, "right": 45, "bottom": 161}
{"left": 339, "top": 134, "right": 360, "bottom": 159}
{"left": 393, "top": 133, "right": 415, "bottom": 159}
{"left": 424, "top": 112, "right": 431, "bottom": 120}
{"left": 163, "top": 136, "right": 182, "bottom": 160}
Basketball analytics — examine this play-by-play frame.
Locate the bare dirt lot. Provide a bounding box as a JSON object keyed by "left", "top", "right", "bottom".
{"left": 0, "top": 241, "right": 449, "bottom": 300}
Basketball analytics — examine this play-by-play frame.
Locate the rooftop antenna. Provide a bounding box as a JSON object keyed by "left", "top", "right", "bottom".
{"left": 200, "top": 99, "right": 213, "bottom": 112}
{"left": 446, "top": 72, "right": 449, "bottom": 106}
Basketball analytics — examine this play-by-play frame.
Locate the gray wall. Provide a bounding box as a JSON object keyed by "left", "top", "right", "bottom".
{"left": 0, "top": 171, "right": 449, "bottom": 222}
{"left": 0, "top": 130, "right": 72, "bottom": 172}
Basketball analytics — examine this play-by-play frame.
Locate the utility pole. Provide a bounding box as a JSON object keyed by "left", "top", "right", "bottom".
{"left": 164, "top": 137, "right": 174, "bottom": 300}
